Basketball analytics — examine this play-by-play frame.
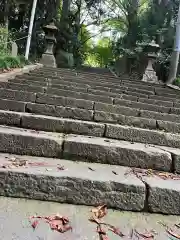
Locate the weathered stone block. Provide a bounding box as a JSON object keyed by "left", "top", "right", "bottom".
{"left": 138, "top": 98, "right": 173, "bottom": 108}
{"left": 119, "top": 94, "right": 138, "bottom": 102}
{"left": 0, "top": 125, "right": 63, "bottom": 157}
{"left": 9, "top": 79, "right": 48, "bottom": 87}
{"left": 16, "top": 74, "right": 47, "bottom": 82}
{"left": 50, "top": 80, "right": 89, "bottom": 89}
{"left": 94, "top": 111, "right": 156, "bottom": 129}
{"left": 127, "top": 87, "right": 154, "bottom": 96}
{"left": 0, "top": 82, "right": 45, "bottom": 93}
{"left": 94, "top": 111, "right": 126, "bottom": 124}
{"left": 157, "top": 120, "right": 180, "bottom": 133}
{"left": 63, "top": 134, "right": 172, "bottom": 171}
{"left": 157, "top": 146, "right": 180, "bottom": 174}
{"left": 140, "top": 110, "right": 180, "bottom": 123}
{"left": 0, "top": 157, "right": 145, "bottom": 211}
{"left": 142, "top": 175, "right": 180, "bottom": 214}
{"left": 48, "top": 84, "right": 88, "bottom": 93}
{"left": 0, "top": 99, "right": 25, "bottom": 112}
{"left": 36, "top": 93, "right": 94, "bottom": 110}
{"left": 94, "top": 102, "right": 139, "bottom": 117}
{"left": 114, "top": 99, "right": 170, "bottom": 113}
{"left": 170, "top": 107, "right": 180, "bottom": 115}
{"left": 150, "top": 95, "right": 175, "bottom": 103}
{"left": 22, "top": 114, "right": 105, "bottom": 137}
{"left": 105, "top": 124, "right": 180, "bottom": 148}
{"left": 56, "top": 106, "right": 93, "bottom": 121}
{"left": 88, "top": 89, "right": 120, "bottom": 98}
{"left": 174, "top": 102, "right": 180, "bottom": 109}
{"left": 26, "top": 103, "right": 56, "bottom": 116}
{"left": 0, "top": 88, "right": 36, "bottom": 102}
{"left": 46, "top": 88, "right": 113, "bottom": 104}
{"left": 122, "top": 82, "right": 154, "bottom": 92}
{"left": 0, "top": 110, "right": 21, "bottom": 126}
{"left": 124, "top": 90, "right": 147, "bottom": 99}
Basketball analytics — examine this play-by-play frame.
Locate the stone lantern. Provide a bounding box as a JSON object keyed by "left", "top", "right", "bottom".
{"left": 41, "top": 21, "right": 58, "bottom": 68}
{"left": 142, "top": 40, "right": 160, "bottom": 84}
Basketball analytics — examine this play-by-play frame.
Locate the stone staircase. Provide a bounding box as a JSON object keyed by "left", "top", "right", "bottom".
{"left": 0, "top": 66, "right": 180, "bottom": 215}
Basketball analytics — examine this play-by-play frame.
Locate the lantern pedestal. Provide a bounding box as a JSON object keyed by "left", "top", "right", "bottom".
{"left": 41, "top": 21, "right": 57, "bottom": 68}
{"left": 142, "top": 41, "right": 160, "bottom": 84}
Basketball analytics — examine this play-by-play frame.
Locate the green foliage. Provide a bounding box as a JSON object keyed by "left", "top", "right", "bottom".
{"left": 0, "top": 55, "right": 29, "bottom": 70}
{"left": 85, "top": 37, "right": 113, "bottom": 67}
{"left": 0, "top": 26, "right": 9, "bottom": 55}
{"left": 174, "top": 76, "right": 180, "bottom": 86}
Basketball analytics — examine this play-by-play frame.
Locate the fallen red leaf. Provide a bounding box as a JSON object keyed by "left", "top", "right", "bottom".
{"left": 31, "top": 220, "right": 39, "bottom": 229}
{"left": 29, "top": 214, "right": 72, "bottom": 234}
{"left": 59, "top": 225, "right": 72, "bottom": 233}
{"left": 109, "top": 226, "right": 125, "bottom": 237}
{"left": 135, "top": 230, "right": 154, "bottom": 239}
{"left": 28, "top": 162, "right": 47, "bottom": 167}
{"left": 167, "top": 228, "right": 180, "bottom": 239}
{"left": 57, "top": 166, "right": 65, "bottom": 171}
{"left": 91, "top": 204, "right": 107, "bottom": 219}
{"left": 89, "top": 215, "right": 101, "bottom": 224}
{"left": 97, "top": 225, "right": 109, "bottom": 240}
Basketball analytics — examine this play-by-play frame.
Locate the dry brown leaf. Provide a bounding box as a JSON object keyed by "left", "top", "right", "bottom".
{"left": 135, "top": 230, "right": 154, "bottom": 239}
{"left": 166, "top": 228, "right": 180, "bottom": 239}
{"left": 29, "top": 214, "right": 72, "bottom": 234}
{"left": 89, "top": 215, "right": 101, "bottom": 224}
{"left": 31, "top": 220, "right": 39, "bottom": 229}
{"left": 97, "top": 225, "right": 109, "bottom": 240}
{"left": 91, "top": 204, "right": 107, "bottom": 219}
{"left": 109, "top": 226, "right": 125, "bottom": 237}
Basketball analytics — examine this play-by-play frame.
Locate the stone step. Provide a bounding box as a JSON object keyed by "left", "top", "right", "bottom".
{"left": 17, "top": 73, "right": 157, "bottom": 95}
{"left": 30, "top": 69, "right": 172, "bottom": 91}
{"left": 15, "top": 72, "right": 154, "bottom": 92}
{"left": 0, "top": 82, "right": 46, "bottom": 93}
{"left": 1, "top": 93, "right": 180, "bottom": 134}
{"left": 11, "top": 78, "right": 177, "bottom": 107}
{"left": 15, "top": 73, "right": 180, "bottom": 101}
{"left": 26, "top": 102, "right": 94, "bottom": 121}
{"left": 0, "top": 88, "right": 36, "bottom": 102}
{"left": 0, "top": 153, "right": 145, "bottom": 212}
{"left": 3, "top": 84, "right": 174, "bottom": 116}
{"left": 0, "top": 124, "right": 176, "bottom": 171}
{"left": 0, "top": 125, "right": 63, "bottom": 157}
{"left": 4, "top": 78, "right": 180, "bottom": 107}
{"left": 33, "top": 67, "right": 117, "bottom": 80}
{"left": 13, "top": 77, "right": 150, "bottom": 99}
{"left": 0, "top": 104, "right": 174, "bottom": 135}
{"left": 35, "top": 68, "right": 180, "bottom": 95}
{"left": 3, "top": 151, "right": 180, "bottom": 215}
{"left": 95, "top": 101, "right": 179, "bottom": 117}
{"left": 0, "top": 110, "right": 105, "bottom": 137}
{"left": 1, "top": 104, "right": 180, "bottom": 138}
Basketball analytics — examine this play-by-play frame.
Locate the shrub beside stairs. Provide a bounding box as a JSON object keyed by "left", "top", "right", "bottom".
{"left": 0, "top": 66, "right": 180, "bottom": 214}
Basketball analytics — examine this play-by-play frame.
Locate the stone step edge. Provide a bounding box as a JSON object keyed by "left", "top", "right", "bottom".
{"left": 26, "top": 71, "right": 180, "bottom": 96}
{"left": 0, "top": 152, "right": 180, "bottom": 215}
{"left": 16, "top": 74, "right": 157, "bottom": 96}
{"left": 0, "top": 124, "right": 178, "bottom": 173}
{"left": 12, "top": 76, "right": 180, "bottom": 105}
{"left": 1, "top": 83, "right": 180, "bottom": 115}
{"left": 0, "top": 153, "right": 146, "bottom": 212}
{"left": 2, "top": 80, "right": 176, "bottom": 108}
{"left": 1, "top": 99, "right": 180, "bottom": 135}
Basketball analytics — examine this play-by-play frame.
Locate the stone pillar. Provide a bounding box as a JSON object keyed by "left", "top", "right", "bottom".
{"left": 142, "top": 41, "right": 160, "bottom": 84}
{"left": 41, "top": 21, "right": 57, "bottom": 68}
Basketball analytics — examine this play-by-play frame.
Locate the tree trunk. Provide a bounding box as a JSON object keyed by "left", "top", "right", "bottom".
{"left": 4, "top": 0, "right": 9, "bottom": 49}
{"left": 60, "top": 0, "right": 71, "bottom": 21}
{"left": 166, "top": 1, "right": 180, "bottom": 84}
